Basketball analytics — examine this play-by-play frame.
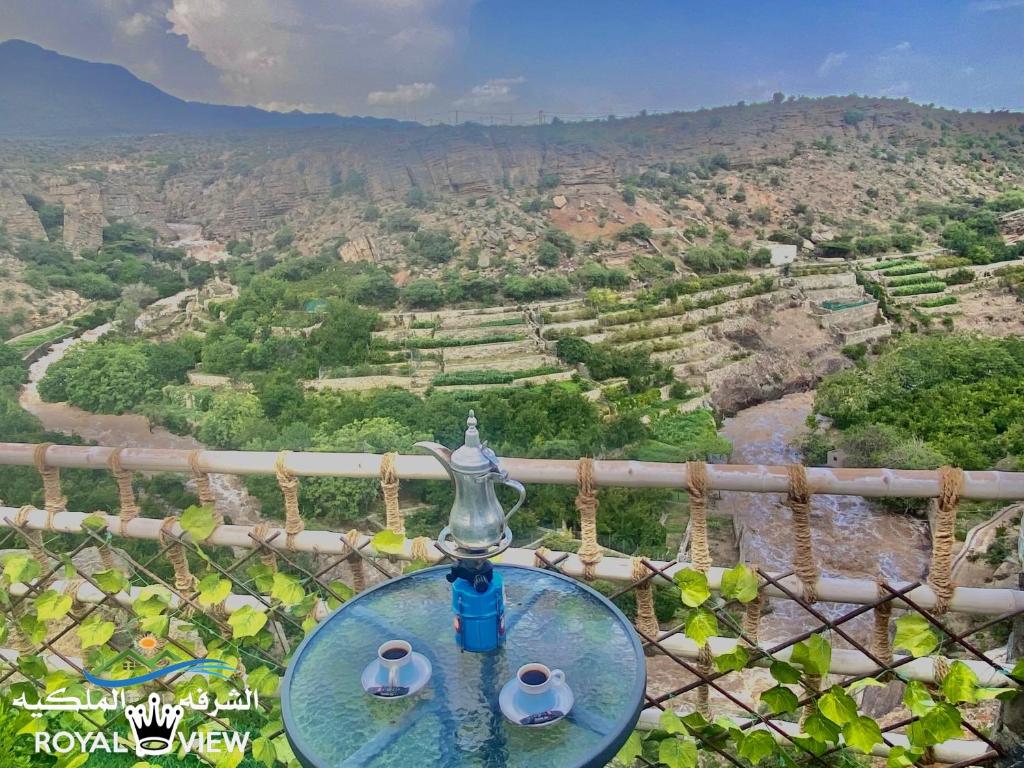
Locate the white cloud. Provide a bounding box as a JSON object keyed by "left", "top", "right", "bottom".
{"left": 454, "top": 76, "right": 525, "bottom": 108}
{"left": 117, "top": 11, "right": 153, "bottom": 36}
{"left": 816, "top": 51, "right": 848, "bottom": 77}
{"left": 368, "top": 82, "right": 437, "bottom": 105}
{"left": 894, "top": 41, "right": 911, "bottom": 52}
{"left": 164, "top": 0, "right": 476, "bottom": 112}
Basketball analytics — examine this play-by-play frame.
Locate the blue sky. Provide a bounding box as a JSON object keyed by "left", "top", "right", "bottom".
{"left": 1, "top": 0, "right": 1021, "bottom": 119}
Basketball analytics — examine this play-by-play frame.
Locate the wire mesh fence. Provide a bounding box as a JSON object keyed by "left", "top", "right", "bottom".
{"left": 0, "top": 444, "right": 1020, "bottom": 767}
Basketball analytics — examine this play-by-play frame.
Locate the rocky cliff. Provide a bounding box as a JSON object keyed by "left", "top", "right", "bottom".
{"left": 0, "top": 96, "right": 1022, "bottom": 251}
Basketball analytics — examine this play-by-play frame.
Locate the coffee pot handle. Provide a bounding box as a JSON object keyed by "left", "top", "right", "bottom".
{"left": 501, "top": 477, "right": 527, "bottom": 521}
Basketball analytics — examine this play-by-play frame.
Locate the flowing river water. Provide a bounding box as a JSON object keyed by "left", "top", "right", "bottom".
{"left": 18, "top": 293, "right": 262, "bottom": 525}
{"left": 718, "top": 391, "right": 931, "bottom": 640}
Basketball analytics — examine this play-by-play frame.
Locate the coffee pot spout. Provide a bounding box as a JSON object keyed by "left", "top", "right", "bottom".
{"left": 414, "top": 441, "right": 456, "bottom": 482}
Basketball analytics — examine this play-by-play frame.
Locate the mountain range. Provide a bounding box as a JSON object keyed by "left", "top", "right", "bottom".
{"left": 0, "top": 39, "right": 395, "bottom": 136}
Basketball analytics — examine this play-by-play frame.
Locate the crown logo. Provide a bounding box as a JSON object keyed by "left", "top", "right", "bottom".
{"left": 124, "top": 692, "right": 184, "bottom": 756}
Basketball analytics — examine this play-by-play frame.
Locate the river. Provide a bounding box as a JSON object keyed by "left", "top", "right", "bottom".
{"left": 718, "top": 391, "right": 930, "bottom": 639}
{"left": 18, "top": 296, "right": 261, "bottom": 525}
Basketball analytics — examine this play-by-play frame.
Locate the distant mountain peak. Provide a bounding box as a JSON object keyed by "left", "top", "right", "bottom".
{"left": 0, "top": 38, "right": 394, "bottom": 136}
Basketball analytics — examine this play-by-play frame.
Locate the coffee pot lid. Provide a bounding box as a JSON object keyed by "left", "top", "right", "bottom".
{"left": 449, "top": 411, "right": 496, "bottom": 474}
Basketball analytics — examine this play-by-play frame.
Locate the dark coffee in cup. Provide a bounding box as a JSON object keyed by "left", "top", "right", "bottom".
{"left": 520, "top": 669, "right": 548, "bottom": 686}
{"left": 382, "top": 647, "right": 409, "bottom": 660}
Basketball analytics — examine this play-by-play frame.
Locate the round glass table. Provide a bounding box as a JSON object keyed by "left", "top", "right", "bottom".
{"left": 282, "top": 564, "right": 646, "bottom": 768}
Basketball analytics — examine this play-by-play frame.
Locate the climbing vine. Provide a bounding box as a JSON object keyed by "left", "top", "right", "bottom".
{"left": 612, "top": 565, "right": 1019, "bottom": 767}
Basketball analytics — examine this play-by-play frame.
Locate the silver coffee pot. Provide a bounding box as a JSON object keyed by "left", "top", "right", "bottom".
{"left": 416, "top": 411, "right": 526, "bottom": 558}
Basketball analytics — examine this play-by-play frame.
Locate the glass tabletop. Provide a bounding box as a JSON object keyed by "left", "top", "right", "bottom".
{"left": 282, "top": 564, "right": 646, "bottom": 768}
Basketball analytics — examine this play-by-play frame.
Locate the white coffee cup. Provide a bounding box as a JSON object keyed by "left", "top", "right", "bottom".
{"left": 378, "top": 640, "right": 412, "bottom": 687}
{"left": 516, "top": 663, "right": 565, "bottom": 695}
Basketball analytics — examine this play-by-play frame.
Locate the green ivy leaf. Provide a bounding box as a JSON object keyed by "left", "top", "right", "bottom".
{"left": 660, "top": 710, "right": 688, "bottom": 735}
{"left": 77, "top": 615, "right": 115, "bottom": 649}
{"left": 18, "top": 615, "right": 46, "bottom": 644}
{"left": 93, "top": 568, "right": 128, "bottom": 594}
{"left": 684, "top": 608, "right": 719, "bottom": 645}
{"left": 673, "top": 568, "right": 711, "bottom": 607}
{"left": 3, "top": 553, "right": 41, "bottom": 584}
{"left": 372, "top": 530, "right": 404, "bottom": 555}
{"left": 818, "top": 686, "right": 858, "bottom": 727}
{"left": 803, "top": 712, "right": 841, "bottom": 744}
{"left": 941, "top": 660, "right": 979, "bottom": 704}
{"left": 659, "top": 736, "right": 698, "bottom": 768}
{"left": 180, "top": 504, "right": 217, "bottom": 541}
{"left": 976, "top": 687, "right": 1015, "bottom": 700}
{"left": 246, "top": 666, "right": 280, "bottom": 697}
{"left": 326, "top": 580, "right": 355, "bottom": 610}
{"left": 737, "top": 730, "right": 776, "bottom": 763}
{"left": 903, "top": 680, "right": 935, "bottom": 717}
{"left": 790, "top": 634, "right": 831, "bottom": 676}
{"left": 35, "top": 590, "right": 73, "bottom": 621}
{"left": 17, "top": 716, "right": 48, "bottom": 736}
{"left": 248, "top": 563, "right": 276, "bottom": 593}
{"left": 887, "top": 745, "right": 925, "bottom": 768}
{"left": 228, "top": 604, "right": 268, "bottom": 639}
{"left": 790, "top": 735, "right": 828, "bottom": 758}
{"left": 842, "top": 716, "right": 882, "bottom": 754}
{"left": 271, "top": 572, "right": 305, "bottom": 607}
{"left": 80, "top": 513, "right": 109, "bottom": 531}
{"left": 720, "top": 563, "right": 759, "bottom": 603}
{"left": 846, "top": 677, "right": 885, "bottom": 693}
{"left": 614, "top": 731, "right": 643, "bottom": 764}
{"left": 197, "top": 574, "right": 232, "bottom": 608}
{"left": 769, "top": 660, "right": 802, "bottom": 684}
{"left": 713, "top": 645, "right": 749, "bottom": 673}
{"left": 18, "top": 654, "right": 47, "bottom": 680}
{"left": 252, "top": 736, "right": 277, "bottom": 768}
{"left": 139, "top": 614, "right": 169, "bottom": 638}
{"left": 133, "top": 586, "right": 171, "bottom": 617}
{"left": 893, "top": 614, "right": 938, "bottom": 657}
{"left": 760, "top": 685, "right": 799, "bottom": 715}
{"left": 906, "top": 703, "right": 963, "bottom": 748}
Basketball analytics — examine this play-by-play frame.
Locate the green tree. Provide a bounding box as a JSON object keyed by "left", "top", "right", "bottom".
{"left": 308, "top": 300, "right": 377, "bottom": 367}
{"left": 407, "top": 229, "right": 458, "bottom": 264}
{"left": 536, "top": 241, "right": 562, "bottom": 268}
{"left": 198, "top": 390, "right": 265, "bottom": 448}
{"left": 304, "top": 418, "right": 430, "bottom": 525}
{"left": 0, "top": 345, "right": 26, "bottom": 388}
{"left": 403, "top": 279, "right": 444, "bottom": 309}
{"left": 38, "top": 341, "right": 156, "bottom": 414}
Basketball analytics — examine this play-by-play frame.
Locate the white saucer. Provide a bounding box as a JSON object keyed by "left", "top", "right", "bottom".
{"left": 361, "top": 653, "right": 432, "bottom": 700}
{"left": 498, "top": 677, "right": 574, "bottom": 727}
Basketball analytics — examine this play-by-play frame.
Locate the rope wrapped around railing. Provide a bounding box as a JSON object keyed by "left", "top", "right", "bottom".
{"left": 33, "top": 443, "right": 66, "bottom": 526}
{"left": 787, "top": 464, "right": 819, "bottom": 604}
{"left": 344, "top": 530, "right": 366, "bottom": 593}
{"left": 379, "top": 452, "right": 404, "bottom": 536}
{"left": 872, "top": 577, "right": 895, "bottom": 668}
{"left": 274, "top": 451, "right": 305, "bottom": 549}
{"left": 106, "top": 448, "right": 139, "bottom": 536}
{"left": 741, "top": 569, "right": 765, "bottom": 646}
{"left": 159, "top": 516, "right": 196, "bottom": 611}
{"left": 575, "top": 458, "right": 602, "bottom": 580}
{"left": 189, "top": 449, "right": 223, "bottom": 528}
{"left": 928, "top": 466, "right": 964, "bottom": 615}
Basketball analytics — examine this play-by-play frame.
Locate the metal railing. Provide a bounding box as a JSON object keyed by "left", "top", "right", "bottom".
{"left": 0, "top": 442, "right": 1022, "bottom": 766}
